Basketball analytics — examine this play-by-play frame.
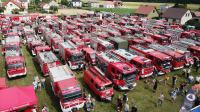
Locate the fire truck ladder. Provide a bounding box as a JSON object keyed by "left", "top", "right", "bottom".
{"left": 173, "top": 41, "right": 191, "bottom": 48}
{"left": 105, "top": 52, "right": 122, "bottom": 62}
{"left": 149, "top": 44, "right": 169, "bottom": 52}
{"left": 181, "top": 38, "right": 200, "bottom": 46}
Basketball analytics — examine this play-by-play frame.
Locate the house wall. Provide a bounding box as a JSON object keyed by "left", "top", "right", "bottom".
{"left": 72, "top": 2, "right": 82, "bottom": 7}
{"left": 180, "top": 10, "right": 192, "bottom": 25}
{"left": 4, "top": 2, "right": 20, "bottom": 14}
{"left": 104, "top": 4, "right": 114, "bottom": 8}
{"left": 147, "top": 9, "right": 159, "bottom": 18}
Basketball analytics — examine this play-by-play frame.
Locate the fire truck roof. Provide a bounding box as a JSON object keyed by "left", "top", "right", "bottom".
{"left": 49, "top": 65, "right": 74, "bottom": 82}
{"left": 113, "top": 62, "right": 136, "bottom": 73}
{"left": 96, "top": 38, "right": 112, "bottom": 47}
{"left": 57, "top": 77, "right": 80, "bottom": 93}
{"left": 60, "top": 41, "right": 76, "bottom": 49}
{"left": 5, "top": 36, "right": 20, "bottom": 43}
{"left": 114, "top": 49, "right": 137, "bottom": 61}
{"left": 5, "top": 56, "right": 24, "bottom": 64}
{"left": 132, "top": 56, "right": 151, "bottom": 64}
{"left": 38, "top": 51, "right": 58, "bottom": 63}
{"left": 35, "top": 45, "right": 51, "bottom": 51}
{"left": 189, "top": 46, "right": 200, "bottom": 51}
{"left": 82, "top": 47, "right": 95, "bottom": 54}
{"left": 148, "top": 51, "right": 171, "bottom": 60}
{"left": 98, "top": 52, "right": 120, "bottom": 63}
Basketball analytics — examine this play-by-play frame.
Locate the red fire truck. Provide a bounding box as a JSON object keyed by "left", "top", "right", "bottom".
{"left": 166, "top": 44, "right": 194, "bottom": 66}
{"left": 2, "top": 36, "right": 21, "bottom": 54}
{"left": 37, "top": 51, "right": 60, "bottom": 76}
{"left": 82, "top": 47, "right": 96, "bottom": 65}
{"left": 96, "top": 52, "right": 137, "bottom": 90}
{"left": 106, "top": 28, "right": 121, "bottom": 37}
{"left": 5, "top": 56, "right": 27, "bottom": 78}
{"left": 148, "top": 44, "right": 185, "bottom": 70}
{"left": 90, "top": 37, "right": 114, "bottom": 52}
{"left": 34, "top": 45, "right": 51, "bottom": 56}
{"left": 129, "top": 45, "right": 172, "bottom": 75}
{"left": 49, "top": 65, "right": 85, "bottom": 112}
{"left": 83, "top": 66, "right": 114, "bottom": 101}
{"left": 28, "top": 40, "right": 45, "bottom": 56}
{"left": 111, "top": 49, "right": 154, "bottom": 80}
{"left": 59, "top": 41, "right": 85, "bottom": 70}
{"left": 44, "top": 33, "right": 64, "bottom": 52}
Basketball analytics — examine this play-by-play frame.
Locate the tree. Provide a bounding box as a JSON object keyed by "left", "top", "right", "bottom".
{"left": 50, "top": 6, "right": 58, "bottom": 12}
{"left": 35, "top": 0, "right": 40, "bottom": 5}
{"left": 61, "top": 0, "right": 69, "bottom": 6}
{"left": 0, "top": 7, "right": 5, "bottom": 13}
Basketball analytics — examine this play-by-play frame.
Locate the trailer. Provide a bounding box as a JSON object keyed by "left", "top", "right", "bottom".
{"left": 90, "top": 37, "right": 114, "bottom": 52}
{"left": 83, "top": 66, "right": 114, "bottom": 101}
{"left": 96, "top": 52, "right": 137, "bottom": 90}
{"left": 49, "top": 65, "right": 85, "bottom": 112}
{"left": 108, "top": 37, "right": 128, "bottom": 50}
{"left": 59, "top": 41, "right": 85, "bottom": 70}
{"left": 37, "top": 51, "right": 60, "bottom": 76}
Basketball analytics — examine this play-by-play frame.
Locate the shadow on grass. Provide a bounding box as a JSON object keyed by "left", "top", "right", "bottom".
{"left": 45, "top": 78, "right": 61, "bottom": 112}
{"left": 32, "top": 57, "right": 43, "bottom": 76}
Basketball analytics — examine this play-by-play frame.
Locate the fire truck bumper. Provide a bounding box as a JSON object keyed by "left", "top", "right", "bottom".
{"left": 119, "top": 82, "right": 137, "bottom": 91}
{"left": 141, "top": 72, "right": 153, "bottom": 78}
{"left": 173, "top": 66, "right": 184, "bottom": 70}
{"left": 60, "top": 101, "right": 84, "bottom": 112}
{"left": 7, "top": 68, "right": 27, "bottom": 78}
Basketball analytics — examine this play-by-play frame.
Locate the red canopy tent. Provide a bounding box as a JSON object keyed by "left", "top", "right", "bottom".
{"left": 0, "top": 86, "right": 38, "bottom": 112}
{"left": 0, "top": 78, "right": 7, "bottom": 90}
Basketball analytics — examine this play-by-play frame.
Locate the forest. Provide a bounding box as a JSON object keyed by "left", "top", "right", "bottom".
{"left": 122, "top": 0, "right": 200, "bottom": 4}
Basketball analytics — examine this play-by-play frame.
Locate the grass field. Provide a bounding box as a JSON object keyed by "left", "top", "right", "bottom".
{"left": 0, "top": 41, "right": 199, "bottom": 111}
{"left": 82, "top": 7, "right": 134, "bottom": 15}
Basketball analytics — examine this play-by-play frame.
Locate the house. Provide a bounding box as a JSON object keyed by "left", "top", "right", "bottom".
{"left": 70, "top": 0, "right": 82, "bottom": 8}
{"left": 39, "top": 3, "right": 50, "bottom": 11}
{"left": 135, "top": 5, "right": 159, "bottom": 18}
{"left": 160, "top": 5, "right": 171, "bottom": 13}
{"left": 103, "top": 1, "right": 115, "bottom": 8}
{"left": 162, "top": 8, "right": 192, "bottom": 25}
{"left": 88, "top": 1, "right": 99, "bottom": 8}
{"left": 48, "top": 0, "right": 59, "bottom": 7}
{"left": 2, "top": 0, "right": 26, "bottom": 14}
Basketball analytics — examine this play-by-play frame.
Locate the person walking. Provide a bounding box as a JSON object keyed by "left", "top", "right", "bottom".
{"left": 38, "top": 81, "right": 42, "bottom": 91}
{"left": 172, "top": 76, "right": 177, "bottom": 88}
{"left": 117, "top": 96, "right": 123, "bottom": 112}
{"left": 170, "top": 89, "right": 177, "bottom": 103}
{"left": 153, "top": 67, "right": 158, "bottom": 77}
{"left": 164, "top": 76, "right": 170, "bottom": 85}
{"left": 123, "top": 92, "right": 128, "bottom": 103}
{"left": 187, "top": 68, "right": 191, "bottom": 79}
{"left": 196, "top": 59, "right": 200, "bottom": 72}
{"left": 124, "top": 102, "right": 129, "bottom": 112}
{"left": 33, "top": 80, "right": 37, "bottom": 90}
{"left": 157, "top": 93, "right": 164, "bottom": 107}
{"left": 153, "top": 79, "right": 158, "bottom": 93}
{"left": 41, "top": 78, "right": 46, "bottom": 88}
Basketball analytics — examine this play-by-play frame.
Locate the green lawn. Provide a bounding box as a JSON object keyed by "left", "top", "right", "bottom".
{"left": 0, "top": 44, "right": 199, "bottom": 112}
{"left": 82, "top": 7, "right": 135, "bottom": 15}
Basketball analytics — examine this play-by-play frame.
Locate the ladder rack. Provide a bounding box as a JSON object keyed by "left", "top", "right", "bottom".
{"left": 90, "top": 66, "right": 107, "bottom": 83}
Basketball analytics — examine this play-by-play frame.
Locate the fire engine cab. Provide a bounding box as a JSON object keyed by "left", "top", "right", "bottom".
{"left": 49, "top": 65, "right": 85, "bottom": 112}
{"left": 59, "top": 41, "right": 85, "bottom": 70}
{"left": 111, "top": 49, "right": 154, "bottom": 80}
{"left": 96, "top": 52, "right": 137, "bottom": 90}
{"left": 82, "top": 47, "right": 96, "bottom": 65}
{"left": 37, "top": 51, "right": 60, "bottom": 76}
{"left": 83, "top": 66, "right": 114, "bottom": 101}
{"left": 129, "top": 45, "right": 172, "bottom": 75}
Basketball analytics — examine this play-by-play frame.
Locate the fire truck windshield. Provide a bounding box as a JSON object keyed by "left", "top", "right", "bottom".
{"left": 175, "top": 56, "right": 184, "bottom": 62}
{"left": 7, "top": 62, "right": 24, "bottom": 69}
{"left": 161, "top": 60, "right": 171, "bottom": 69}
{"left": 70, "top": 54, "right": 83, "bottom": 62}
{"left": 143, "top": 62, "right": 152, "bottom": 68}
{"left": 62, "top": 90, "right": 82, "bottom": 102}
{"left": 5, "top": 46, "right": 19, "bottom": 51}
{"left": 106, "top": 45, "right": 113, "bottom": 50}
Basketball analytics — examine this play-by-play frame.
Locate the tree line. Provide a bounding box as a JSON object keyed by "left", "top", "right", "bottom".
{"left": 121, "top": 0, "right": 200, "bottom": 4}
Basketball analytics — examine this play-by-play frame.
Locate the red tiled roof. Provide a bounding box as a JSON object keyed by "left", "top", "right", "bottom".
{"left": 3, "top": 0, "right": 25, "bottom": 9}
{"left": 135, "top": 5, "right": 156, "bottom": 15}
